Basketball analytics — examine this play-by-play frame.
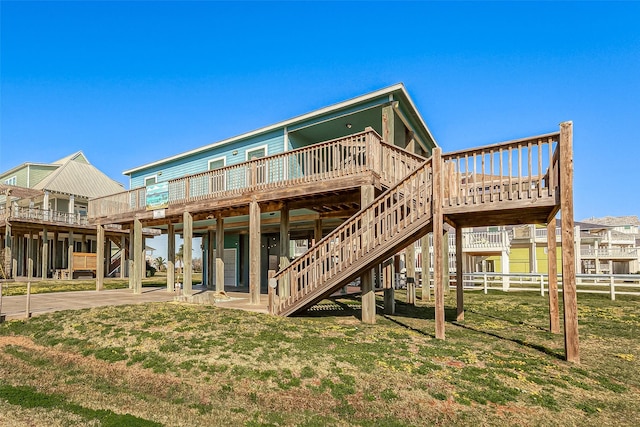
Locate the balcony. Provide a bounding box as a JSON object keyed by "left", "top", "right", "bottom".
{"left": 0, "top": 205, "right": 89, "bottom": 227}
{"left": 581, "top": 247, "right": 638, "bottom": 259}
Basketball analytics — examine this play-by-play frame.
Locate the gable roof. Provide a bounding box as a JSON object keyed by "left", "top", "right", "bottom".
{"left": 32, "top": 152, "right": 124, "bottom": 199}
{"left": 123, "top": 83, "right": 438, "bottom": 176}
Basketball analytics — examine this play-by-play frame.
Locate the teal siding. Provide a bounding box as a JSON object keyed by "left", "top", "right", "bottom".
{"left": 130, "top": 130, "right": 285, "bottom": 188}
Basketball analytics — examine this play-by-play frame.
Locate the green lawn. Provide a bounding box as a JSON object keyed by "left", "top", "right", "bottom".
{"left": 0, "top": 290, "right": 638, "bottom": 426}
{"left": 0, "top": 272, "right": 202, "bottom": 296}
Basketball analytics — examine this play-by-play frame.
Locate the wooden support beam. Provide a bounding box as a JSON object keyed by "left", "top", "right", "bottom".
{"left": 206, "top": 230, "right": 214, "bottom": 290}
{"left": 119, "top": 236, "right": 126, "bottom": 279}
{"left": 41, "top": 227, "right": 48, "bottom": 279}
{"left": 559, "top": 121, "right": 579, "bottom": 362}
{"left": 183, "top": 211, "right": 193, "bottom": 297}
{"left": 279, "top": 206, "right": 290, "bottom": 299}
{"left": 432, "top": 148, "right": 445, "bottom": 339}
{"left": 421, "top": 234, "right": 431, "bottom": 301}
{"left": 249, "top": 199, "right": 261, "bottom": 305}
{"left": 382, "top": 104, "right": 395, "bottom": 145}
{"left": 442, "top": 228, "right": 450, "bottom": 294}
{"left": 27, "top": 232, "right": 33, "bottom": 280}
{"left": 133, "top": 219, "right": 143, "bottom": 294}
{"left": 361, "top": 184, "right": 376, "bottom": 324}
{"left": 128, "top": 227, "right": 134, "bottom": 290}
{"left": 313, "top": 219, "right": 322, "bottom": 244}
{"left": 96, "top": 224, "right": 105, "bottom": 291}
{"left": 216, "top": 215, "right": 225, "bottom": 293}
{"left": 167, "top": 224, "right": 175, "bottom": 292}
{"left": 406, "top": 243, "right": 416, "bottom": 305}
{"left": 67, "top": 231, "right": 74, "bottom": 278}
{"left": 455, "top": 226, "right": 464, "bottom": 321}
{"left": 3, "top": 222, "right": 11, "bottom": 278}
{"left": 383, "top": 258, "right": 395, "bottom": 315}
{"left": 547, "top": 217, "right": 560, "bottom": 334}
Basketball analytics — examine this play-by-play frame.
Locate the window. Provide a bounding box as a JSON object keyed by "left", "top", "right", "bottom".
{"left": 246, "top": 145, "right": 268, "bottom": 185}
{"left": 208, "top": 157, "right": 226, "bottom": 193}
{"left": 4, "top": 176, "right": 17, "bottom": 186}
{"left": 144, "top": 175, "right": 157, "bottom": 187}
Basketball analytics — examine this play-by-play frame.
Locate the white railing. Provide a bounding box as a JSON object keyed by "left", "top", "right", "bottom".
{"left": 419, "top": 272, "right": 640, "bottom": 301}
{"left": 580, "top": 247, "right": 638, "bottom": 258}
{"left": 0, "top": 206, "right": 89, "bottom": 226}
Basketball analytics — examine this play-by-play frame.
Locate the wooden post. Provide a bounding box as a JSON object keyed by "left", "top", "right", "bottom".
{"left": 133, "top": 219, "right": 143, "bottom": 294}
{"left": 442, "top": 228, "right": 450, "bottom": 294}
{"left": 361, "top": 184, "right": 376, "bottom": 324}
{"left": 52, "top": 231, "right": 58, "bottom": 274}
{"left": 41, "top": 227, "right": 49, "bottom": 279}
{"left": 314, "top": 219, "right": 322, "bottom": 244}
{"left": 25, "top": 281, "right": 31, "bottom": 318}
{"left": 382, "top": 104, "right": 395, "bottom": 145}
{"left": 268, "top": 270, "right": 276, "bottom": 315}
{"left": 383, "top": 258, "right": 395, "bottom": 315}
{"left": 406, "top": 243, "right": 416, "bottom": 305}
{"left": 421, "top": 234, "right": 431, "bottom": 301}
{"left": 559, "top": 121, "right": 579, "bottom": 362}
{"left": 67, "top": 231, "right": 74, "bottom": 278}
{"left": 119, "top": 236, "right": 126, "bottom": 279}
{"left": 27, "top": 233, "right": 34, "bottom": 280}
{"left": 547, "top": 217, "right": 560, "bottom": 334}
{"left": 216, "top": 215, "right": 225, "bottom": 293}
{"left": 167, "top": 224, "right": 175, "bottom": 292}
{"left": 3, "top": 222, "right": 11, "bottom": 278}
{"left": 432, "top": 148, "right": 445, "bottom": 339}
{"left": 279, "top": 206, "right": 290, "bottom": 299}
{"left": 206, "top": 229, "right": 214, "bottom": 290}
{"left": 128, "top": 227, "right": 134, "bottom": 289}
{"left": 96, "top": 224, "right": 105, "bottom": 291}
{"left": 249, "top": 199, "right": 261, "bottom": 305}
{"left": 455, "top": 226, "right": 464, "bottom": 321}
{"left": 183, "top": 211, "right": 193, "bottom": 297}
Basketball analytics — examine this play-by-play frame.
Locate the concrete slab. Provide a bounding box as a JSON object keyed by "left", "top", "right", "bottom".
{"left": 0, "top": 286, "right": 269, "bottom": 320}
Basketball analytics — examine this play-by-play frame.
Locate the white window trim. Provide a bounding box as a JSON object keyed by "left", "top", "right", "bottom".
{"left": 144, "top": 174, "right": 158, "bottom": 186}
{"left": 4, "top": 176, "right": 17, "bottom": 186}
{"left": 246, "top": 144, "right": 268, "bottom": 161}
{"left": 208, "top": 157, "right": 226, "bottom": 170}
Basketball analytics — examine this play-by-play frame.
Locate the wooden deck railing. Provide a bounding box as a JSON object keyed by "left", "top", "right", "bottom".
{"left": 272, "top": 158, "right": 434, "bottom": 315}
{"left": 0, "top": 206, "right": 89, "bottom": 226}
{"left": 441, "top": 132, "right": 560, "bottom": 207}
{"left": 89, "top": 129, "right": 425, "bottom": 219}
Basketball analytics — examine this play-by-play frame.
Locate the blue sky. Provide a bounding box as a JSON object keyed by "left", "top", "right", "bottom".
{"left": 2, "top": 1, "right": 639, "bottom": 225}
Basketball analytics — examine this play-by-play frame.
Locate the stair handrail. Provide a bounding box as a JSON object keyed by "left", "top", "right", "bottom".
{"left": 272, "top": 156, "right": 434, "bottom": 314}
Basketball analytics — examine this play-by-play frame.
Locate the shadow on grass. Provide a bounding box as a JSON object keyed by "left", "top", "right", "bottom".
{"left": 301, "top": 296, "right": 566, "bottom": 360}
{"left": 466, "top": 308, "right": 550, "bottom": 332}
{"left": 452, "top": 321, "right": 566, "bottom": 361}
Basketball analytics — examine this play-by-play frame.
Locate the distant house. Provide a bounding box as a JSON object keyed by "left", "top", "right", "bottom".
{"left": 0, "top": 152, "right": 128, "bottom": 279}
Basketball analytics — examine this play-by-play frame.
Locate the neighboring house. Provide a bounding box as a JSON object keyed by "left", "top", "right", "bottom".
{"left": 0, "top": 152, "right": 129, "bottom": 278}
{"left": 413, "top": 216, "right": 640, "bottom": 278}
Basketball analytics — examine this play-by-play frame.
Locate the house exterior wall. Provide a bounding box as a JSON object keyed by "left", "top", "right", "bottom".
{"left": 1, "top": 167, "right": 29, "bottom": 187}
{"left": 130, "top": 130, "right": 285, "bottom": 189}
{"left": 28, "top": 165, "right": 57, "bottom": 188}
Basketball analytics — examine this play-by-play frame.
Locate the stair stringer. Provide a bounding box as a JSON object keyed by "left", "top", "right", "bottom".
{"left": 279, "top": 219, "right": 433, "bottom": 316}
{"left": 274, "top": 160, "right": 434, "bottom": 316}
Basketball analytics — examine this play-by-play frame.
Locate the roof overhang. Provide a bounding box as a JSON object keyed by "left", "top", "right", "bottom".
{"left": 123, "top": 83, "right": 438, "bottom": 176}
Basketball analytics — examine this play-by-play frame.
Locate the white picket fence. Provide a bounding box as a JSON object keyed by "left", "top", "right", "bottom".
{"left": 421, "top": 272, "right": 640, "bottom": 301}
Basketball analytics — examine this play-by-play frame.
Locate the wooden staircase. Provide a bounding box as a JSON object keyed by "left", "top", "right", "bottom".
{"left": 272, "top": 157, "right": 435, "bottom": 316}
{"left": 271, "top": 128, "right": 566, "bottom": 316}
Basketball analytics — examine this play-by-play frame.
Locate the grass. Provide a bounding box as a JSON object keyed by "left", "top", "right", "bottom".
{"left": 0, "top": 272, "right": 202, "bottom": 296}
{"left": 0, "top": 289, "right": 638, "bottom": 426}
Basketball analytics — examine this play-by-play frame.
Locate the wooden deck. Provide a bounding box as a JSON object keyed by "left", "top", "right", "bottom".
{"left": 89, "top": 129, "right": 425, "bottom": 226}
